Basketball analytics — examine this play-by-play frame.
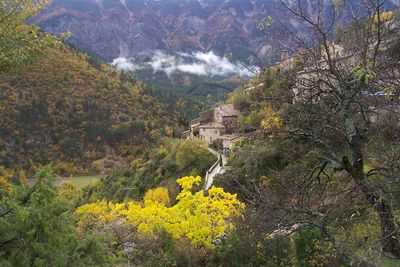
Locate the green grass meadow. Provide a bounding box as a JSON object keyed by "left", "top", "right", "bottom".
{"left": 61, "top": 175, "right": 101, "bottom": 189}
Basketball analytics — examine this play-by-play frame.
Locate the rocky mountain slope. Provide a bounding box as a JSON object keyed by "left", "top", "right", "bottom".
{"left": 33, "top": 0, "right": 283, "bottom": 63}
{"left": 32, "top": 0, "right": 399, "bottom": 103}
{"left": 35, "top": 0, "right": 399, "bottom": 63}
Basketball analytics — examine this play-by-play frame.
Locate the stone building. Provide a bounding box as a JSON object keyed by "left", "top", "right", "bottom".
{"left": 219, "top": 133, "right": 245, "bottom": 155}
{"left": 182, "top": 104, "right": 241, "bottom": 144}
{"left": 199, "top": 122, "right": 225, "bottom": 143}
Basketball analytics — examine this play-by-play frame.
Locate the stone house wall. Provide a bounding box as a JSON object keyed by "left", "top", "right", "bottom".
{"left": 199, "top": 127, "right": 225, "bottom": 143}
{"left": 199, "top": 109, "right": 214, "bottom": 124}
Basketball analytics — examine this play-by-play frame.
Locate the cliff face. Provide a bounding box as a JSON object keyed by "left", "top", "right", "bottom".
{"left": 33, "top": 0, "right": 283, "bottom": 62}
{"left": 34, "top": 0, "right": 399, "bottom": 63}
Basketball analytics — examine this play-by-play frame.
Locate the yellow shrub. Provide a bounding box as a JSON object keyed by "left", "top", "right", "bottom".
{"left": 0, "top": 166, "right": 14, "bottom": 191}
{"left": 91, "top": 160, "right": 102, "bottom": 173}
{"left": 76, "top": 176, "right": 244, "bottom": 249}
{"left": 259, "top": 104, "right": 283, "bottom": 130}
{"left": 0, "top": 177, "right": 13, "bottom": 191}
{"left": 143, "top": 187, "right": 170, "bottom": 206}
{"left": 18, "top": 169, "right": 27, "bottom": 185}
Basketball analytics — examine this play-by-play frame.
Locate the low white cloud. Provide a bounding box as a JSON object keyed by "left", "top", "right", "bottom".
{"left": 111, "top": 50, "right": 257, "bottom": 78}
{"left": 111, "top": 57, "right": 143, "bottom": 71}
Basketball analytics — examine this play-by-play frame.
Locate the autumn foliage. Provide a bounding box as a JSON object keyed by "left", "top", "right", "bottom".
{"left": 0, "top": 45, "right": 199, "bottom": 172}
{"left": 76, "top": 176, "right": 244, "bottom": 249}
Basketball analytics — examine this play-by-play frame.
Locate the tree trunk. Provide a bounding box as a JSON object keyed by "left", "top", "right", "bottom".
{"left": 320, "top": 223, "right": 353, "bottom": 266}
{"left": 357, "top": 177, "right": 400, "bottom": 258}
{"left": 342, "top": 144, "right": 400, "bottom": 258}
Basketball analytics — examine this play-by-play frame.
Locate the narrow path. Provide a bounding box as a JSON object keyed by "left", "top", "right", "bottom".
{"left": 201, "top": 146, "right": 229, "bottom": 190}
{"left": 205, "top": 147, "right": 219, "bottom": 157}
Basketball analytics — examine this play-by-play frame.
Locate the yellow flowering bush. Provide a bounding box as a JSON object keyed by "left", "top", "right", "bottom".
{"left": 143, "top": 187, "right": 170, "bottom": 206}
{"left": 0, "top": 177, "right": 13, "bottom": 191}
{"left": 76, "top": 200, "right": 127, "bottom": 224}
{"left": 76, "top": 176, "right": 244, "bottom": 249}
{"left": 259, "top": 104, "right": 283, "bottom": 130}
{"left": 0, "top": 166, "right": 14, "bottom": 191}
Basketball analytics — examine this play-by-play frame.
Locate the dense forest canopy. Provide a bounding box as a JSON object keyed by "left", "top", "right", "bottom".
{"left": 0, "top": 45, "right": 202, "bottom": 173}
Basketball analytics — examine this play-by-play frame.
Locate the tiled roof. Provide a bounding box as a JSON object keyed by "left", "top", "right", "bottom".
{"left": 199, "top": 122, "right": 225, "bottom": 129}
{"left": 190, "top": 118, "right": 201, "bottom": 125}
{"left": 219, "top": 133, "right": 245, "bottom": 141}
{"left": 214, "top": 104, "right": 240, "bottom": 117}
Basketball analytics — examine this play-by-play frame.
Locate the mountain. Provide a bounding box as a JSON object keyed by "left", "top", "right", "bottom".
{"left": 34, "top": 0, "right": 399, "bottom": 63}
{"left": 31, "top": 0, "right": 284, "bottom": 102}
{"left": 32, "top": 0, "right": 399, "bottom": 103}
{"left": 0, "top": 44, "right": 202, "bottom": 172}
{"left": 34, "top": 0, "right": 276, "bottom": 63}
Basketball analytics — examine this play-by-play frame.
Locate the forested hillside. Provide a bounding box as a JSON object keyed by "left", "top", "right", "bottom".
{"left": 212, "top": 5, "right": 400, "bottom": 266}
{"left": 0, "top": 45, "right": 201, "bottom": 173}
